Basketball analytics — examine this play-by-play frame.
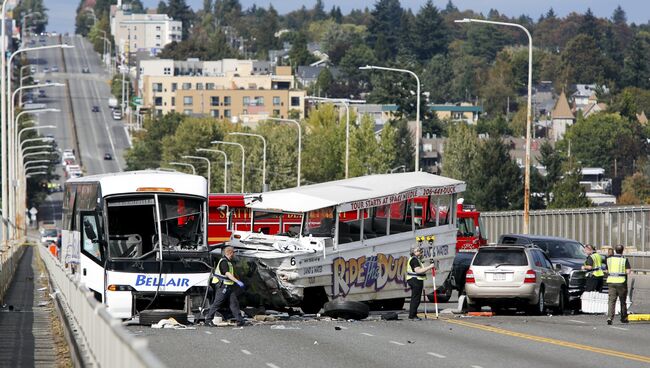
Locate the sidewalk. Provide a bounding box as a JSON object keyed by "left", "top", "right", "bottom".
{"left": 0, "top": 245, "right": 70, "bottom": 367}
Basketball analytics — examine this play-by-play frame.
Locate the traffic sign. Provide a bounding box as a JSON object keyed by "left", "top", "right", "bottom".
{"left": 29, "top": 207, "right": 38, "bottom": 215}
{"left": 132, "top": 97, "right": 143, "bottom": 106}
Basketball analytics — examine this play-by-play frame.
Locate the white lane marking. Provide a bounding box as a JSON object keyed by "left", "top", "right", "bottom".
{"left": 471, "top": 365, "right": 484, "bottom": 368}
{"left": 220, "top": 339, "right": 231, "bottom": 344}
{"left": 266, "top": 363, "right": 281, "bottom": 368}
{"left": 427, "top": 352, "right": 446, "bottom": 358}
{"left": 241, "top": 349, "right": 251, "bottom": 355}
{"left": 337, "top": 326, "right": 349, "bottom": 330}
{"left": 361, "top": 332, "right": 374, "bottom": 337}
{"left": 568, "top": 320, "right": 586, "bottom": 324}
{"left": 389, "top": 341, "right": 405, "bottom": 346}
{"left": 610, "top": 326, "right": 629, "bottom": 331}
{"left": 78, "top": 37, "right": 122, "bottom": 171}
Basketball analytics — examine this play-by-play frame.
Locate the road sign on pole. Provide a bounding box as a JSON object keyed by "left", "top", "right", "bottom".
{"left": 29, "top": 207, "right": 38, "bottom": 216}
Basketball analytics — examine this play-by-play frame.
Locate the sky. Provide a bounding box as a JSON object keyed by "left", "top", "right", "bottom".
{"left": 47, "top": 0, "right": 650, "bottom": 34}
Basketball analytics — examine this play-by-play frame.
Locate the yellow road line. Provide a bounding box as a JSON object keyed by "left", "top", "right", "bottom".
{"left": 443, "top": 317, "right": 650, "bottom": 364}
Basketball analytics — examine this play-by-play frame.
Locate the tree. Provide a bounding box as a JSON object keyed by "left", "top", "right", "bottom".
{"left": 125, "top": 113, "right": 184, "bottom": 170}
{"left": 313, "top": 68, "right": 332, "bottom": 96}
{"left": 375, "top": 122, "right": 398, "bottom": 173}
{"left": 255, "top": 121, "right": 301, "bottom": 190}
{"left": 161, "top": 0, "right": 195, "bottom": 40}
{"left": 621, "top": 32, "right": 650, "bottom": 90}
{"left": 367, "top": 0, "right": 403, "bottom": 61}
{"left": 563, "top": 112, "right": 646, "bottom": 179}
{"left": 537, "top": 140, "right": 564, "bottom": 205}
{"left": 549, "top": 156, "right": 590, "bottom": 209}
{"left": 422, "top": 54, "right": 453, "bottom": 103}
{"left": 214, "top": 0, "right": 242, "bottom": 27}
{"left": 288, "top": 32, "right": 317, "bottom": 68}
{"left": 479, "top": 50, "right": 516, "bottom": 117}
{"left": 412, "top": 1, "right": 448, "bottom": 62}
{"left": 302, "top": 104, "right": 345, "bottom": 183}
{"left": 13, "top": 0, "right": 48, "bottom": 34}
{"left": 349, "top": 114, "right": 379, "bottom": 177}
{"left": 560, "top": 34, "right": 606, "bottom": 85}
{"left": 619, "top": 172, "right": 650, "bottom": 205}
{"left": 442, "top": 123, "right": 479, "bottom": 181}
{"left": 393, "top": 119, "right": 415, "bottom": 172}
{"left": 466, "top": 137, "right": 522, "bottom": 210}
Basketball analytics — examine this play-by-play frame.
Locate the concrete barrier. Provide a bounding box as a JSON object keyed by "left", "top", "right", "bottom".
{"left": 38, "top": 246, "right": 165, "bottom": 368}
{"left": 0, "top": 243, "right": 26, "bottom": 303}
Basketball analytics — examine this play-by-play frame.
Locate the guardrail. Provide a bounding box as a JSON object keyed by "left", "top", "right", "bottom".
{"left": 0, "top": 242, "right": 25, "bottom": 303}
{"left": 38, "top": 246, "right": 165, "bottom": 368}
{"left": 483, "top": 205, "right": 650, "bottom": 252}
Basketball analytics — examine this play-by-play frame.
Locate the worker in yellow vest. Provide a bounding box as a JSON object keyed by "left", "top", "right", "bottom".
{"left": 205, "top": 246, "right": 245, "bottom": 327}
{"left": 606, "top": 244, "right": 631, "bottom": 325}
{"left": 582, "top": 245, "right": 605, "bottom": 292}
{"left": 407, "top": 246, "right": 435, "bottom": 320}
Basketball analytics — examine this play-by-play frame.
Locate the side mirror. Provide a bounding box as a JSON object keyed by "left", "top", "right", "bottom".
{"left": 83, "top": 219, "right": 97, "bottom": 241}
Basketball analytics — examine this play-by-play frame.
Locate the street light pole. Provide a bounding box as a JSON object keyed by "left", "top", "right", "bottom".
{"left": 212, "top": 140, "right": 245, "bottom": 193}
{"left": 168, "top": 162, "right": 195, "bottom": 175}
{"left": 197, "top": 148, "right": 228, "bottom": 193}
{"left": 228, "top": 132, "right": 267, "bottom": 192}
{"left": 183, "top": 155, "right": 211, "bottom": 193}
{"left": 455, "top": 18, "right": 533, "bottom": 234}
{"left": 267, "top": 117, "right": 301, "bottom": 187}
{"left": 305, "top": 96, "right": 365, "bottom": 179}
{"left": 2, "top": 0, "right": 10, "bottom": 247}
{"left": 359, "top": 65, "right": 421, "bottom": 172}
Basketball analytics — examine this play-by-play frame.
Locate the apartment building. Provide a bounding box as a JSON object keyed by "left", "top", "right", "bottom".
{"left": 140, "top": 59, "right": 305, "bottom": 123}
{"left": 110, "top": 8, "right": 182, "bottom": 57}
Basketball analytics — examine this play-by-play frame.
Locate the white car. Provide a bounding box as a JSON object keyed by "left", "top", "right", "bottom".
{"left": 40, "top": 228, "right": 58, "bottom": 245}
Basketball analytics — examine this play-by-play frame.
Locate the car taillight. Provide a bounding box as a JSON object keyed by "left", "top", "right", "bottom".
{"left": 465, "top": 269, "right": 475, "bottom": 283}
{"left": 524, "top": 269, "right": 536, "bottom": 283}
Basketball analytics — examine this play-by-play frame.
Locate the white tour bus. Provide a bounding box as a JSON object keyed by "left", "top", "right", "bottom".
{"left": 61, "top": 170, "right": 211, "bottom": 320}
{"left": 227, "top": 172, "right": 466, "bottom": 313}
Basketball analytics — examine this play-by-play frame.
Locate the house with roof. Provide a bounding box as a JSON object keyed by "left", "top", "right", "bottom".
{"left": 572, "top": 84, "right": 609, "bottom": 112}
{"left": 637, "top": 111, "right": 648, "bottom": 125}
{"left": 430, "top": 103, "right": 482, "bottom": 124}
{"left": 551, "top": 90, "right": 575, "bottom": 140}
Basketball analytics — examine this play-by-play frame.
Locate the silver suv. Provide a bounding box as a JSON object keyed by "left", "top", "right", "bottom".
{"left": 465, "top": 245, "right": 567, "bottom": 314}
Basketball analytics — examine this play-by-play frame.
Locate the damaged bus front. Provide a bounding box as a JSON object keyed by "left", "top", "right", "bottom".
{"left": 61, "top": 171, "right": 211, "bottom": 320}
{"left": 227, "top": 172, "right": 466, "bottom": 313}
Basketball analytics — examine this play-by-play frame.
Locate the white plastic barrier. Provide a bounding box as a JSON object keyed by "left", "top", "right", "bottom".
{"left": 0, "top": 243, "right": 25, "bottom": 302}
{"left": 38, "top": 246, "right": 165, "bottom": 368}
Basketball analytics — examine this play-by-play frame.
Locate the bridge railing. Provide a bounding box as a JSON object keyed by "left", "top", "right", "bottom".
{"left": 483, "top": 205, "right": 650, "bottom": 270}
{"left": 0, "top": 242, "right": 25, "bottom": 303}
{"left": 38, "top": 246, "right": 165, "bottom": 368}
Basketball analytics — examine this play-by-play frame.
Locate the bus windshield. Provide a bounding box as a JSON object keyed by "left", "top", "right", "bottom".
{"left": 107, "top": 195, "right": 204, "bottom": 259}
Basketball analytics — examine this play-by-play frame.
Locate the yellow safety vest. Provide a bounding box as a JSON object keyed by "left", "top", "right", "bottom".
{"left": 606, "top": 256, "right": 627, "bottom": 284}
{"left": 588, "top": 253, "right": 604, "bottom": 277}
{"left": 406, "top": 256, "right": 426, "bottom": 281}
{"left": 211, "top": 258, "right": 234, "bottom": 285}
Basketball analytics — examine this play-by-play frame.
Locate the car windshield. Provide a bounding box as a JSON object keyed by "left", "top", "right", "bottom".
{"left": 43, "top": 229, "right": 58, "bottom": 237}
{"left": 473, "top": 249, "right": 528, "bottom": 266}
{"left": 533, "top": 240, "right": 586, "bottom": 259}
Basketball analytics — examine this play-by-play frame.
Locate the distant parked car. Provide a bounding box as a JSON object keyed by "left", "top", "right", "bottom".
{"left": 465, "top": 245, "right": 567, "bottom": 314}
{"left": 103, "top": 153, "right": 113, "bottom": 160}
{"left": 51, "top": 65, "right": 59, "bottom": 72}
{"left": 92, "top": 105, "right": 100, "bottom": 112}
{"left": 43, "top": 66, "right": 49, "bottom": 73}
{"left": 82, "top": 67, "right": 90, "bottom": 73}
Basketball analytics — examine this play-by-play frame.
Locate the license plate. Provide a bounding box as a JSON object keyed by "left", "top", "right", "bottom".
{"left": 493, "top": 273, "right": 506, "bottom": 281}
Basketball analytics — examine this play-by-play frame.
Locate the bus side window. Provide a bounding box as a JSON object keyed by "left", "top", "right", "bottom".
{"left": 82, "top": 214, "right": 102, "bottom": 262}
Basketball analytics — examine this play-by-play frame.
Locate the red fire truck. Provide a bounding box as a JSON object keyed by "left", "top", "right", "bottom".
{"left": 209, "top": 194, "right": 486, "bottom": 250}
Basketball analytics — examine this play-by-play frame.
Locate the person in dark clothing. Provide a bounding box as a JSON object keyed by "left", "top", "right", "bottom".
{"left": 582, "top": 244, "right": 605, "bottom": 292}
{"left": 407, "top": 246, "right": 435, "bottom": 320}
{"left": 205, "top": 246, "right": 245, "bottom": 326}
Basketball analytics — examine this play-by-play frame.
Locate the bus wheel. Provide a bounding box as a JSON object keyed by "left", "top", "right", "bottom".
{"left": 139, "top": 309, "right": 188, "bottom": 326}
{"left": 322, "top": 300, "right": 370, "bottom": 320}
{"left": 300, "top": 287, "right": 328, "bottom": 314}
